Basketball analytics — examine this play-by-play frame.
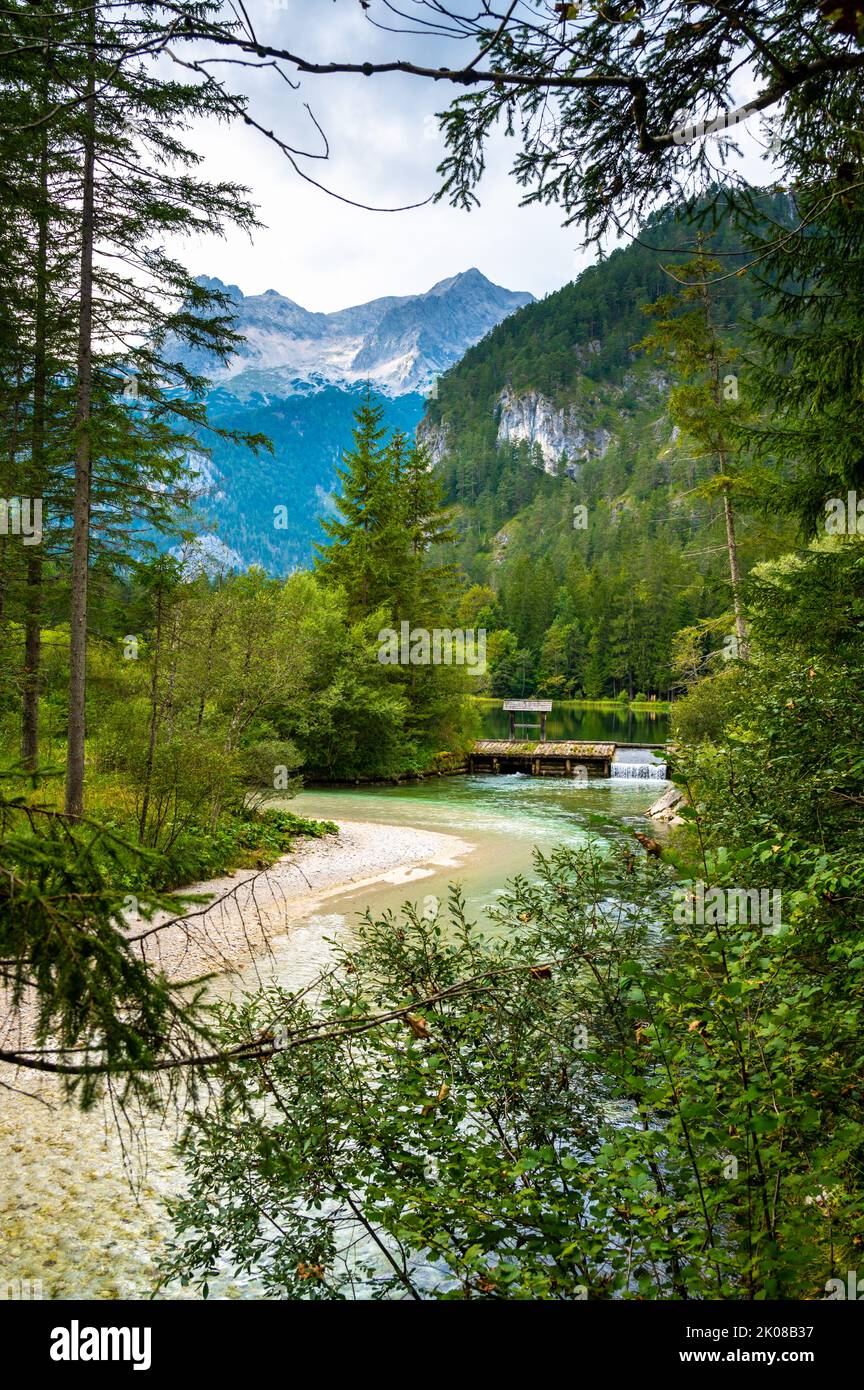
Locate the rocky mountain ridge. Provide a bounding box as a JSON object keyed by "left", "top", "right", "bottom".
{"left": 190, "top": 268, "right": 534, "bottom": 397}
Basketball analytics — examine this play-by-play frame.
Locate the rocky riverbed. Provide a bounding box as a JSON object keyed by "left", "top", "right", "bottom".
{"left": 0, "top": 819, "right": 476, "bottom": 1301}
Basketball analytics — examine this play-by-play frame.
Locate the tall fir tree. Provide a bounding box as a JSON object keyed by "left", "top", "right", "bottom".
{"left": 315, "top": 387, "right": 404, "bottom": 618}
{"left": 0, "top": 0, "right": 263, "bottom": 807}
{"left": 641, "top": 247, "right": 752, "bottom": 660}
{"left": 740, "top": 176, "right": 864, "bottom": 536}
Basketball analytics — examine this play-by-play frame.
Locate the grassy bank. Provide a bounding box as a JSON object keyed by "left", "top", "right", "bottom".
{"left": 472, "top": 696, "right": 672, "bottom": 713}
{"left": 2, "top": 757, "right": 338, "bottom": 894}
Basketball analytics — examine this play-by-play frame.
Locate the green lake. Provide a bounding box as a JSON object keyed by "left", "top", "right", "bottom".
{"left": 287, "top": 769, "right": 666, "bottom": 942}
{"left": 476, "top": 700, "right": 669, "bottom": 745}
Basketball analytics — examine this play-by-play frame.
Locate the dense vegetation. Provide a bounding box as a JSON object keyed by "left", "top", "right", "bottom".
{"left": 157, "top": 526, "right": 864, "bottom": 1299}
{"left": 161, "top": 496, "right": 864, "bottom": 1303}
{"left": 426, "top": 195, "right": 796, "bottom": 699}
{"left": 191, "top": 382, "right": 427, "bottom": 574}
{"left": 1, "top": 0, "right": 864, "bottom": 1308}
{"left": 156, "top": 2, "right": 864, "bottom": 1302}
{"left": 0, "top": 0, "right": 476, "bottom": 1097}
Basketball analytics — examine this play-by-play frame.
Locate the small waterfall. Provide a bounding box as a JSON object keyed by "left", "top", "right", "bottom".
{"left": 611, "top": 748, "right": 668, "bottom": 780}
{"left": 611, "top": 761, "right": 667, "bottom": 780}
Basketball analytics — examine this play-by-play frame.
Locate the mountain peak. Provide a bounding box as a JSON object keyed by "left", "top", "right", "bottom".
{"left": 455, "top": 266, "right": 487, "bottom": 283}
{"left": 196, "top": 274, "right": 243, "bottom": 302}
{"left": 185, "top": 268, "right": 534, "bottom": 396}
{"left": 425, "top": 267, "right": 495, "bottom": 297}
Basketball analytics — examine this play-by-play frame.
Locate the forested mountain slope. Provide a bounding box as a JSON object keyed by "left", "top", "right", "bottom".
{"left": 176, "top": 270, "right": 532, "bottom": 574}
{"left": 421, "top": 195, "right": 796, "bottom": 699}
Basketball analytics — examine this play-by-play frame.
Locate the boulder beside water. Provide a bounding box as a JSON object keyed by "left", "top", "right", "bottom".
{"left": 646, "top": 782, "right": 688, "bottom": 826}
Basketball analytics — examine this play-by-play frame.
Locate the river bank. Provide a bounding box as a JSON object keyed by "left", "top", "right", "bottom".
{"left": 0, "top": 818, "right": 477, "bottom": 1300}
{"left": 124, "top": 817, "right": 477, "bottom": 983}
{"left": 0, "top": 773, "right": 664, "bottom": 1300}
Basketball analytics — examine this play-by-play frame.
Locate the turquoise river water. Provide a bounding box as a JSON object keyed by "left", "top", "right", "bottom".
{"left": 0, "top": 767, "right": 667, "bottom": 1300}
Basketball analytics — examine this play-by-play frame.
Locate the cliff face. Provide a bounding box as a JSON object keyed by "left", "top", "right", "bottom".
{"left": 495, "top": 388, "right": 612, "bottom": 473}
{"left": 416, "top": 417, "right": 451, "bottom": 466}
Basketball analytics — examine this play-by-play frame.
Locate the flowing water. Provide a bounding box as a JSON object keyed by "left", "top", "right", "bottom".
{"left": 285, "top": 772, "right": 665, "bottom": 937}
{"left": 0, "top": 769, "right": 667, "bottom": 1300}
{"left": 610, "top": 747, "right": 668, "bottom": 780}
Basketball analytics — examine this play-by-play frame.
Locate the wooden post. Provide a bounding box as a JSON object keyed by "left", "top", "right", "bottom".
{"left": 540, "top": 712, "right": 547, "bottom": 742}
{"left": 509, "top": 711, "right": 515, "bottom": 740}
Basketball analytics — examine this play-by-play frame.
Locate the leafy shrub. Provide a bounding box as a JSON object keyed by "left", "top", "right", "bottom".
{"left": 670, "top": 665, "right": 746, "bottom": 743}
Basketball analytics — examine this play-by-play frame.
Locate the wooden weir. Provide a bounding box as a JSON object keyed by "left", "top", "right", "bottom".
{"left": 468, "top": 739, "right": 616, "bottom": 778}
{"left": 467, "top": 700, "right": 614, "bottom": 776}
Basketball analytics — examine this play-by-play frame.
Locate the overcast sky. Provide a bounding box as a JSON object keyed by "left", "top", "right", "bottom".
{"left": 172, "top": 0, "right": 779, "bottom": 312}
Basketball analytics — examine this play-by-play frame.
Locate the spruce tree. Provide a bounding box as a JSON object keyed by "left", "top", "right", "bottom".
{"left": 0, "top": 0, "right": 262, "bottom": 809}
{"left": 391, "top": 433, "right": 457, "bottom": 622}
{"left": 641, "top": 248, "right": 752, "bottom": 660}
{"left": 315, "top": 387, "right": 401, "bottom": 617}
{"left": 740, "top": 177, "right": 864, "bottom": 535}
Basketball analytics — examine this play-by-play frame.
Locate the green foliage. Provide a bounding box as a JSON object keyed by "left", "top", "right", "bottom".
{"left": 311, "top": 392, "right": 477, "bottom": 773}
{"left": 671, "top": 666, "right": 747, "bottom": 744}
{"left": 739, "top": 179, "right": 864, "bottom": 535}
{"left": 0, "top": 774, "right": 215, "bottom": 1110}
{"left": 191, "top": 383, "right": 426, "bottom": 573}
{"left": 426, "top": 203, "right": 770, "bottom": 426}
{"left": 425, "top": 201, "right": 795, "bottom": 699}
{"left": 161, "top": 540, "right": 864, "bottom": 1304}
{"left": 163, "top": 828, "right": 863, "bottom": 1299}
{"left": 431, "top": 3, "right": 848, "bottom": 242}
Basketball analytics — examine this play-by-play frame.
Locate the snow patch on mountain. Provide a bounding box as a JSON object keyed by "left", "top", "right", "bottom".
{"left": 189, "top": 269, "right": 533, "bottom": 398}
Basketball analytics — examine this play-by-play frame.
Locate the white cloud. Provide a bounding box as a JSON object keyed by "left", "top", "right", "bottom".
{"left": 166, "top": 0, "right": 780, "bottom": 310}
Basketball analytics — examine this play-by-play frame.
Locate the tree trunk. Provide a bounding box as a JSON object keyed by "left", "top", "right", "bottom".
{"left": 721, "top": 480, "right": 750, "bottom": 661}
{"left": 22, "top": 72, "right": 50, "bottom": 773}
{"left": 700, "top": 275, "right": 750, "bottom": 663}
{"left": 1, "top": 386, "right": 23, "bottom": 628}
{"left": 138, "top": 588, "right": 164, "bottom": 844}
{"left": 65, "top": 18, "right": 96, "bottom": 817}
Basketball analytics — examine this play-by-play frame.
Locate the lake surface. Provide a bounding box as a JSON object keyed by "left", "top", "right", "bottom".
{"left": 477, "top": 701, "right": 669, "bottom": 745}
